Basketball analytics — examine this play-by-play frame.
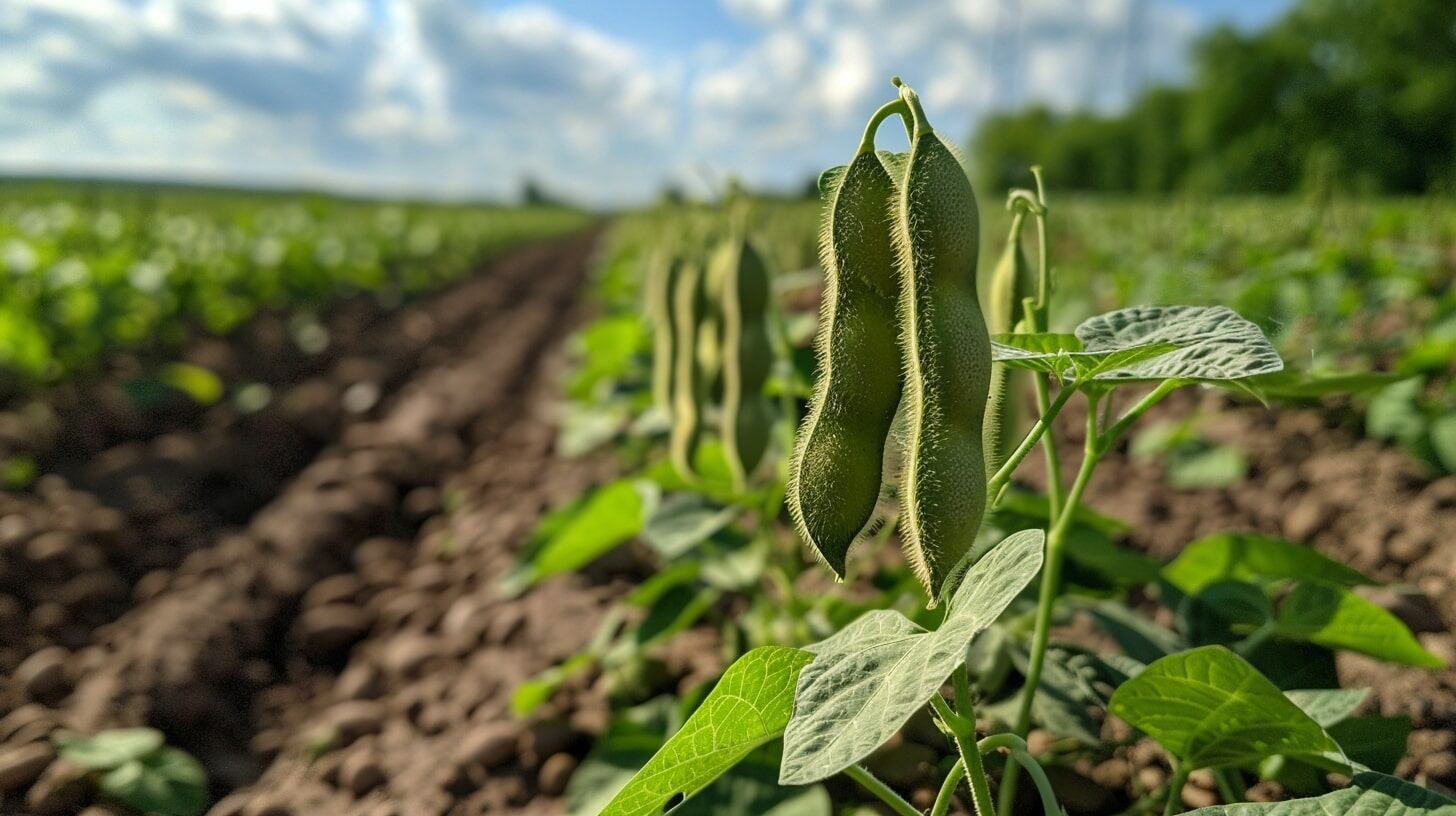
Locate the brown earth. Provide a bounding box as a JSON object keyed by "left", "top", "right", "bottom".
{"left": 0, "top": 233, "right": 614, "bottom": 815}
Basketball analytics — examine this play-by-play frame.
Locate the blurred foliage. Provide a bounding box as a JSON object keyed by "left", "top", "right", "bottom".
{"left": 975, "top": 0, "right": 1456, "bottom": 195}
{"left": 0, "top": 180, "right": 587, "bottom": 390}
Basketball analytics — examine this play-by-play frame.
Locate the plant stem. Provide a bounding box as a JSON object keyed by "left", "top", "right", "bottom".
{"left": 931, "top": 760, "right": 967, "bottom": 816}
{"left": 856, "top": 99, "right": 910, "bottom": 155}
{"left": 931, "top": 695, "right": 995, "bottom": 816}
{"left": 987, "top": 380, "right": 1075, "bottom": 502}
{"left": 998, "top": 393, "right": 1102, "bottom": 816}
{"left": 844, "top": 765, "right": 922, "bottom": 816}
{"left": 975, "top": 735, "right": 1061, "bottom": 816}
{"left": 1213, "top": 769, "right": 1246, "bottom": 804}
{"left": 1165, "top": 763, "right": 1191, "bottom": 816}
{"left": 1097, "top": 379, "right": 1181, "bottom": 454}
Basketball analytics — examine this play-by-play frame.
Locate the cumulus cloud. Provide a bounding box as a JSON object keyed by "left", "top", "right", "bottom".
{"left": 0, "top": 0, "right": 1202, "bottom": 204}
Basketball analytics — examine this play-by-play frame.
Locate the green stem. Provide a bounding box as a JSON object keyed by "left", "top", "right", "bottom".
{"left": 975, "top": 735, "right": 1061, "bottom": 816}
{"left": 844, "top": 765, "right": 922, "bottom": 816}
{"left": 931, "top": 761, "right": 967, "bottom": 816}
{"left": 857, "top": 99, "right": 910, "bottom": 155}
{"left": 932, "top": 691, "right": 996, "bottom": 816}
{"left": 998, "top": 393, "right": 1102, "bottom": 816}
{"left": 1029, "top": 166, "right": 1051, "bottom": 314}
{"left": 1097, "top": 379, "right": 1181, "bottom": 454}
{"left": 1213, "top": 769, "right": 1245, "bottom": 804}
{"left": 1165, "top": 763, "right": 1191, "bottom": 816}
{"left": 892, "top": 76, "right": 933, "bottom": 137}
{"left": 987, "top": 378, "right": 1075, "bottom": 502}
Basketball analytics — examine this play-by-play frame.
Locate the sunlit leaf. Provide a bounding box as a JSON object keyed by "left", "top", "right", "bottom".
{"left": 1075, "top": 305, "right": 1284, "bottom": 382}
{"left": 1275, "top": 583, "right": 1445, "bottom": 669}
{"left": 1185, "top": 772, "right": 1455, "bottom": 816}
{"left": 600, "top": 646, "right": 813, "bottom": 816}
{"left": 1163, "top": 533, "right": 1371, "bottom": 594}
{"left": 1108, "top": 645, "right": 1343, "bottom": 770}
{"left": 779, "top": 530, "right": 1044, "bottom": 784}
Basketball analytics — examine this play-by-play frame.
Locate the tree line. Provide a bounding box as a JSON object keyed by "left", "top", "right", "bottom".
{"left": 974, "top": 0, "right": 1456, "bottom": 195}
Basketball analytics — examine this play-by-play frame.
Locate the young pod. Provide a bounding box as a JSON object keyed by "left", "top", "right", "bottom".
{"left": 646, "top": 249, "right": 682, "bottom": 417}
{"left": 983, "top": 210, "right": 1035, "bottom": 478}
{"left": 669, "top": 260, "right": 708, "bottom": 480}
{"left": 788, "top": 148, "right": 904, "bottom": 578}
{"left": 892, "top": 80, "right": 992, "bottom": 600}
{"left": 714, "top": 233, "right": 775, "bottom": 491}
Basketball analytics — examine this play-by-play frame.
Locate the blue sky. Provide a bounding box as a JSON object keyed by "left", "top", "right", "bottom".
{"left": 0, "top": 0, "right": 1293, "bottom": 205}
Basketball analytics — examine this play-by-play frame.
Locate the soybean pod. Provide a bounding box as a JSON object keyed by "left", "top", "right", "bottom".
{"left": 891, "top": 78, "right": 992, "bottom": 601}
{"left": 669, "top": 259, "right": 708, "bottom": 481}
{"left": 646, "top": 248, "right": 682, "bottom": 418}
{"left": 715, "top": 228, "right": 775, "bottom": 492}
{"left": 983, "top": 208, "right": 1035, "bottom": 479}
{"left": 788, "top": 103, "right": 906, "bottom": 579}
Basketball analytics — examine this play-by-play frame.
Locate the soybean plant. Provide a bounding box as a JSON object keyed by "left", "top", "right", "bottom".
{"left": 581, "top": 78, "right": 1451, "bottom": 816}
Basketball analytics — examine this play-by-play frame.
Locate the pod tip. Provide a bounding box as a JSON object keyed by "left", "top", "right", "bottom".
{"left": 890, "top": 75, "right": 903, "bottom": 88}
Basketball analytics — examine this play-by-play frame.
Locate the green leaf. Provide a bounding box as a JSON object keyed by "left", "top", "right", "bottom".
{"left": 1184, "top": 771, "right": 1456, "bottom": 816}
{"left": 558, "top": 401, "right": 631, "bottom": 458}
{"left": 504, "top": 479, "right": 659, "bottom": 593}
{"left": 989, "top": 646, "right": 1102, "bottom": 745}
{"left": 1108, "top": 645, "right": 1343, "bottom": 770}
{"left": 1275, "top": 583, "right": 1445, "bottom": 669}
{"left": 673, "top": 747, "right": 831, "bottom": 816}
{"left": 1181, "top": 580, "right": 1272, "bottom": 646}
{"left": 512, "top": 653, "right": 597, "bottom": 717}
{"left": 642, "top": 494, "right": 738, "bottom": 560}
{"left": 1163, "top": 533, "right": 1372, "bottom": 594}
{"left": 599, "top": 646, "right": 813, "bottom": 816}
{"left": 567, "top": 700, "right": 678, "bottom": 815}
{"left": 1366, "top": 378, "right": 1427, "bottom": 444}
{"left": 160, "top": 363, "right": 223, "bottom": 406}
{"left": 1283, "top": 688, "right": 1369, "bottom": 728}
{"left": 1166, "top": 445, "right": 1248, "bottom": 489}
{"left": 568, "top": 315, "right": 647, "bottom": 401}
{"left": 98, "top": 747, "right": 207, "bottom": 816}
{"left": 1073, "top": 598, "right": 1186, "bottom": 664}
{"left": 779, "top": 529, "right": 1044, "bottom": 784}
{"left": 1327, "top": 716, "right": 1411, "bottom": 775}
{"left": 993, "top": 489, "right": 1130, "bottom": 535}
{"left": 989, "top": 333, "right": 1180, "bottom": 381}
{"left": 55, "top": 728, "right": 166, "bottom": 770}
{"left": 1063, "top": 525, "right": 1162, "bottom": 587}
{"left": 1431, "top": 414, "right": 1456, "bottom": 473}
{"left": 1074, "top": 305, "right": 1284, "bottom": 382}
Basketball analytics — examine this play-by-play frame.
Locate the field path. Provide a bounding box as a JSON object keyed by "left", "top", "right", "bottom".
{"left": 0, "top": 232, "right": 611, "bottom": 815}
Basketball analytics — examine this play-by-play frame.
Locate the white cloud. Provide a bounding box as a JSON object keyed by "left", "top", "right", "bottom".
{"left": 0, "top": 0, "right": 1204, "bottom": 204}
{"left": 721, "top": 0, "right": 792, "bottom": 25}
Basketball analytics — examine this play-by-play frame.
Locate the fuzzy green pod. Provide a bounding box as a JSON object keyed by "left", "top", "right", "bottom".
{"left": 788, "top": 148, "right": 904, "bottom": 578}
{"left": 714, "top": 233, "right": 775, "bottom": 491}
{"left": 646, "top": 249, "right": 682, "bottom": 417}
{"left": 892, "top": 80, "right": 992, "bottom": 601}
{"left": 983, "top": 210, "right": 1035, "bottom": 478}
{"left": 669, "top": 260, "right": 708, "bottom": 480}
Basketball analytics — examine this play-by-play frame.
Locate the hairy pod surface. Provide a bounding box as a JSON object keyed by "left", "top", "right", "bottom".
{"left": 788, "top": 150, "right": 904, "bottom": 578}
{"left": 893, "top": 104, "right": 992, "bottom": 601}
{"left": 669, "top": 260, "right": 707, "bottom": 480}
{"left": 646, "top": 250, "right": 682, "bottom": 417}
{"left": 715, "top": 235, "right": 775, "bottom": 491}
{"left": 983, "top": 213, "right": 1035, "bottom": 478}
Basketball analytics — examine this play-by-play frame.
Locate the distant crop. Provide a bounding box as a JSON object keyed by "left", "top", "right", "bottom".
{"left": 0, "top": 188, "right": 585, "bottom": 388}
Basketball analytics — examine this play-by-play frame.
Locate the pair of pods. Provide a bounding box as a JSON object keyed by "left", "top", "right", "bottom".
{"left": 647, "top": 221, "right": 774, "bottom": 493}
{"left": 788, "top": 79, "right": 997, "bottom": 602}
